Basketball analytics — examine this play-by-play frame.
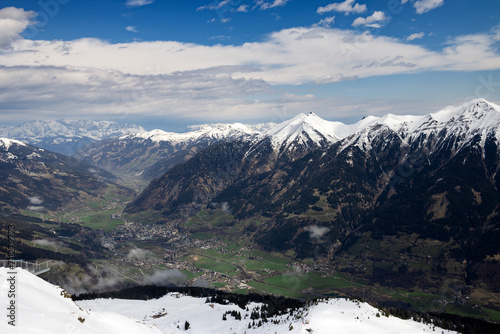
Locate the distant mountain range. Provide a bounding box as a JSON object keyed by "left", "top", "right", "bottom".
{"left": 0, "top": 119, "right": 144, "bottom": 156}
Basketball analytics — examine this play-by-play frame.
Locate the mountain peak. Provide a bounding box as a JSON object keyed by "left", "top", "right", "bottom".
{"left": 263, "top": 112, "right": 340, "bottom": 151}
{"left": 0, "top": 137, "right": 26, "bottom": 151}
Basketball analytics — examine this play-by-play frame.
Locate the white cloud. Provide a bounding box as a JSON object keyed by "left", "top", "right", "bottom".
{"left": 236, "top": 4, "right": 249, "bottom": 12}
{"left": 315, "top": 16, "right": 336, "bottom": 28}
{"left": 255, "top": 0, "right": 290, "bottom": 10}
{"left": 125, "top": 26, "right": 138, "bottom": 33}
{"left": 125, "top": 0, "right": 154, "bottom": 7}
{"left": 197, "top": 0, "right": 230, "bottom": 11}
{"left": 403, "top": 0, "right": 444, "bottom": 14}
{"left": 352, "top": 11, "right": 388, "bottom": 28}
{"left": 414, "top": 0, "right": 444, "bottom": 14}
{"left": 317, "top": 0, "right": 367, "bottom": 15}
{"left": 28, "top": 206, "right": 45, "bottom": 212}
{"left": 1, "top": 11, "right": 500, "bottom": 123}
{"left": 127, "top": 247, "right": 153, "bottom": 260}
{"left": 28, "top": 196, "right": 43, "bottom": 205}
{"left": 304, "top": 225, "right": 330, "bottom": 240}
{"left": 406, "top": 32, "right": 425, "bottom": 41}
{"left": 0, "top": 7, "right": 36, "bottom": 49}
{"left": 143, "top": 269, "right": 186, "bottom": 286}
{"left": 33, "top": 239, "right": 63, "bottom": 249}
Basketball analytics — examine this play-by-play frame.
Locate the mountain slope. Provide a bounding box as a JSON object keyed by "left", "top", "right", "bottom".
{"left": 125, "top": 99, "right": 500, "bottom": 294}
{"left": 0, "top": 138, "right": 132, "bottom": 214}
{"left": 0, "top": 268, "right": 457, "bottom": 334}
{"left": 76, "top": 291, "right": 457, "bottom": 334}
{"left": 0, "top": 268, "right": 161, "bottom": 334}
{"left": 79, "top": 122, "right": 274, "bottom": 184}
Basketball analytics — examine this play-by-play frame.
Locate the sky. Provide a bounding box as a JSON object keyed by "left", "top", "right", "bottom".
{"left": 0, "top": 0, "right": 499, "bottom": 131}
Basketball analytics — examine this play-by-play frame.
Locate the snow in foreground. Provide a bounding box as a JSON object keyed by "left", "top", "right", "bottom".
{"left": 1, "top": 268, "right": 457, "bottom": 333}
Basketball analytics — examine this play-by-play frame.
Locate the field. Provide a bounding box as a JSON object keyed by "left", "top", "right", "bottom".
{"left": 22, "top": 184, "right": 134, "bottom": 231}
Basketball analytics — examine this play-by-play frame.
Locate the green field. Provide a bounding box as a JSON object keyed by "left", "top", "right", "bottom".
{"left": 246, "top": 280, "right": 312, "bottom": 299}
{"left": 189, "top": 255, "right": 240, "bottom": 276}
{"left": 264, "top": 272, "right": 361, "bottom": 291}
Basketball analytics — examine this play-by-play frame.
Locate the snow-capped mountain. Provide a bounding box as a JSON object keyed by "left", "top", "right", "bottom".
{"left": 342, "top": 98, "right": 500, "bottom": 153}
{"left": 0, "top": 119, "right": 145, "bottom": 141}
{"left": 0, "top": 137, "right": 26, "bottom": 152}
{"left": 80, "top": 122, "right": 276, "bottom": 183}
{"left": 0, "top": 119, "right": 145, "bottom": 155}
{"left": 122, "top": 122, "right": 273, "bottom": 144}
{"left": 126, "top": 99, "right": 500, "bottom": 299}
{"left": 260, "top": 112, "right": 341, "bottom": 150}
{"left": 0, "top": 268, "right": 457, "bottom": 334}
{"left": 130, "top": 98, "right": 500, "bottom": 218}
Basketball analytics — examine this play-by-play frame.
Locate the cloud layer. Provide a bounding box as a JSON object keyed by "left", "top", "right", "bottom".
{"left": 402, "top": 0, "right": 444, "bottom": 14}
{"left": 0, "top": 5, "right": 498, "bottom": 123}
{"left": 317, "top": 0, "right": 367, "bottom": 15}
{"left": 0, "top": 7, "right": 35, "bottom": 48}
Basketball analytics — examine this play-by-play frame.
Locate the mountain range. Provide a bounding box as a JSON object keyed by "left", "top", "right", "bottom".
{"left": 77, "top": 122, "right": 275, "bottom": 185}
{"left": 124, "top": 98, "right": 500, "bottom": 293}
{"left": 1, "top": 98, "right": 500, "bottom": 323}
{"left": 0, "top": 119, "right": 144, "bottom": 156}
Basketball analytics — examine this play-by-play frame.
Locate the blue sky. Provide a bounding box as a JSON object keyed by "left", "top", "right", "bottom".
{"left": 0, "top": 0, "right": 499, "bottom": 130}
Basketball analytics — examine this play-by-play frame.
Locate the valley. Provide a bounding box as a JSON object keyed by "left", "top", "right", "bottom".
{"left": 2, "top": 99, "right": 500, "bottom": 330}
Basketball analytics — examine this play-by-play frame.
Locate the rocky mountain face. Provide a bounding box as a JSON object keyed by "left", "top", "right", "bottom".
{"left": 78, "top": 123, "right": 275, "bottom": 183}
{"left": 0, "top": 138, "right": 132, "bottom": 214}
{"left": 125, "top": 99, "right": 500, "bottom": 292}
{"left": 0, "top": 119, "right": 144, "bottom": 156}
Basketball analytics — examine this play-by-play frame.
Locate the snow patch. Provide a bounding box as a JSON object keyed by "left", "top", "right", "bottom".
{"left": 0, "top": 138, "right": 25, "bottom": 151}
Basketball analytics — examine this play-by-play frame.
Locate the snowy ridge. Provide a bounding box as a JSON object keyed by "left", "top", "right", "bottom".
{"left": 0, "top": 119, "right": 145, "bottom": 142}
{"left": 0, "top": 268, "right": 459, "bottom": 334}
{"left": 339, "top": 98, "right": 500, "bottom": 153}
{"left": 257, "top": 110, "right": 425, "bottom": 152}
{"left": 262, "top": 112, "right": 342, "bottom": 150}
{"left": 0, "top": 138, "right": 26, "bottom": 151}
{"left": 78, "top": 288, "right": 458, "bottom": 334}
{"left": 122, "top": 122, "right": 271, "bottom": 145}
{"left": 409, "top": 98, "right": 500, "bottom": 151}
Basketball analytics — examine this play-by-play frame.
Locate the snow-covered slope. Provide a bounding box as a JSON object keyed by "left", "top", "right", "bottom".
{"left": 339, "top": 98, "right": 500, "bottom": 152}
{"left": 77, "top": 292, "right": 458, "bottom": 334}
{"left": 0, "top": 268, "right": 161, "bottom": 334}
{"left": 122, "top": 122, "right": 274, "bottom": 145}
{"left": 0, "top": 268, "right": 458, "bottom": 334}
{"left": 409, "top": 98, "right": 500, "bottom": 150}
{"left": 262, "top": 112, "right": 342, "bottom": 150}
{"left": 0, "top": 138, "right": 26, "bottom": 151}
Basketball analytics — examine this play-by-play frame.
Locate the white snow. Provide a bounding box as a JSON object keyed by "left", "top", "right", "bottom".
{"left": 0, "top": 268, "right": 161, "bottom": 334}
{"left": 256, "top": 110, "right": 424, "bottom": 152}
{"left": 338, "top": 98, "right": 500, "bottom": 153}
{"left": 122, "top": 123, "right": 264, "bottom": 145}
{"left": 0, "top": 268, "right": 459, "bottom": 334}
{"left": 0, "top": 138, "right": 26, "bottom": 151}
{"left": 77, "top": 293, "right": 458, "bottom": 334}
{"left": 263, "top": 112, "right": 341, "bottom": 149}
{"left": 0, "top": 119, "right": 145, "bottom": 141}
